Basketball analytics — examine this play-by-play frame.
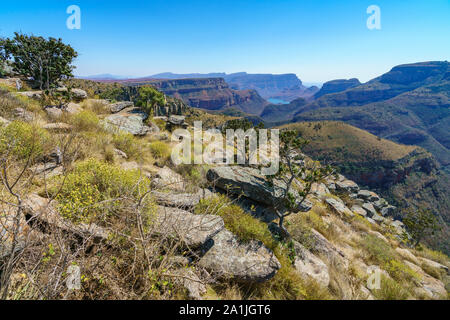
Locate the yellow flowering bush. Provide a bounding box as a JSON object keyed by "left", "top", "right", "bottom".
{"left": 0, "top": 121, "right": 50, "bottom": 160}
{"left": 54, "top": 158, "right": 149, "bottom": 223}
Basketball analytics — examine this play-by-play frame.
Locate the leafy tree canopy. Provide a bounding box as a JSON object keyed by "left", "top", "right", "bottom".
{"left": 0, "top": 33, "right": 78, "bottom": 90}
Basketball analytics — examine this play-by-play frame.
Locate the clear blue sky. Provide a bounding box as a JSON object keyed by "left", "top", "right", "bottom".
{"left": 1, "top": 0, "right": 449, "bottom": 83}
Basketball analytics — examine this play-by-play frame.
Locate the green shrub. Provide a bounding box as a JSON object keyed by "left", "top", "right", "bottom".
{"left": 361, "top": 234, "right": 397, "bottom": 266}
{"left": 149, "top": 141, "right": 170, "bottom": 160}
{"left": 0, "top": 121, "right": 50, "bottom": 160}
{"left": 69, "top": 110, "right": 99, "bottom": 131}
{"left": 372, "top": 276, "right": 410, "bottom": 300}
{"left": 53, "top": 158, "right": 150, "bottom": 223}
{"left": 112, "top": 131, "right": 141, "bottom": 159}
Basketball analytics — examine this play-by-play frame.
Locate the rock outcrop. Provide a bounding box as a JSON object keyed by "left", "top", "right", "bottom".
{"left": 198, "top": 229, "right": 281, "bottom": 282}
{"left": 207, "top": 166, "right": 312, "bottom": 214}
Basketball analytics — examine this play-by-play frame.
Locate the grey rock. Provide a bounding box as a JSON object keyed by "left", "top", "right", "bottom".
{"left": 362, "top": 203, "right": 377, "bottom": 217}
{"left": 293, "top": 240, "right": 330, "bottom": 287}
{"left": 152, "top": 166, "right": 185, "bottom": 191}
{"left": 13, "top": 107, "right": 34, "bottom": 121}
{"left": 371, "top": 213, "right": 385, "bottom": 224}
{"left": 372, "top": 198, "right": 389, "bottom": 211}
{"left": 152, "top": 206, "right": 225, "bottom": 248}
{"left": 335, "top": 179, "right": 359, "bottom": 193}
{"left": 0, "top": 116, "right": 11, "bottom": 126}
{"left": 380, "top": 205, "right": 397, "bottom": 217}
{"left": 109, "top": 101, "right": 134, "bottom": 113}
{"left": 168, "top": 115, "right": 186, "bottom": 125}
{"left": 207, "top": 166, "right": 312, "bottom": 213}
{"left": 198, "top": 229, "right": 281, "bottom": 282}
{"left": 16, "top": 91, "right": 43, "bottom": 100}
{"left": 70, "top": 88, "right": 88, "bottom": 101}
{"left": 308, "top": 228, "right": 348, "bottom": 269}
{"left": 357, "top": 190, "right": 380, "bottom": 202}
{"left": 103, "top": 112, "right": 151, "bottom": 136}
{"left": 325, "top": 198, "right": 354, "bottom": 217}
{"left": 64, "top": 102, "right": 82, "bottom": 115}
{"left": 43, "top": 122, "right": 73, "bottom": 132}
{"left": 351, "top": 205, "right": 367, "bottom": 217}
{"left": 152, "top": 189, "right": 213, "bottom": 210}
{"left": 45, "top": 106, "right": 63, "bottom": 120}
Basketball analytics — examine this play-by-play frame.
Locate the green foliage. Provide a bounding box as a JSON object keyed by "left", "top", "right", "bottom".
{"left": 53, "top": 158, "right": 149, "bottom": 223}
{"left": 195, "top": 194, "right": 277, "bottom": 249}
{"left": 0, "top": 121, "right": 50, "bottom": 160}
{"left": 149, "top": 141, "right": 170, "bottom": 160}
{"left": 69, "top": 110, "right": 99, "bottom": 131}
{"left": 137, "top": 86, "right": 165, "bottom": 115}
{"left": 361, "top": 234, "right": 396, "bottom": 266}
{"left": 1, "top": 33, "right": 77, "bottom": 90}
{"left": 112, "top": 131, "right": 141, "bottom": 159}
{"left": 372, "top": 276, "right": 410, "bottom": 300}
{"left": 403, "top": 208, "right": 440, "bottom": 247}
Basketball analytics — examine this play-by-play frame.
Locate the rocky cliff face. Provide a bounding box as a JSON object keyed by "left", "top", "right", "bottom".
{"left": 224, "top": 73, "right": 317, "bottom": 101}
{"left": 314, "top": 78, "right": 361, "bottom": 99}
{"left": 121, "top": 77, "right": 268, "bottom": 115}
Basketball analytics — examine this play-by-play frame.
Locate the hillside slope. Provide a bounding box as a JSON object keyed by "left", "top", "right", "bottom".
{"left": 289, "top": 62, "right": 450, "bottom": 169}
{"left": 280, "top": 121, "right": 450, "bottom": 253}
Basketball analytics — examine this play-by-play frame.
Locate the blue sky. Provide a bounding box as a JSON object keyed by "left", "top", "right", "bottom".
{"left": 1, "top": 0, "right": 449, "bottom": 83}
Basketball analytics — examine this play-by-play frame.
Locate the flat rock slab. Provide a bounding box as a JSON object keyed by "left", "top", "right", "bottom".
{"left": 152, "top": 189, "right": 213, "bottom": 210}
{"left": 198, "top": 229, "right": 281, "bottom": 282}
{"left": 153, "top": 206, "right": 224, "bottom": 248}
{"left": 152, "top": 166, "right": 185, "bottom": 191}
{"left": 109, "top": 101, "right": 134, "bottom": 113}
{"left": 325, "top": 198, "right": 354, "bottom": 217}
{"left": 207, "top": 166, "right": 312, "bottom": 212}
{"left": 103, "top": 112, "right": 151, "bottom": 136}
{"left": 351, "top": 205, "right": 367, "bottom": 217}
{"left": 357, "top": 190, "right": 380, "bottom": 202}
{"left": 335, "top": 179, "right": 359, "bottom": 193}
{"left": 293, "top": 240, "right": 330, "bottom": 287}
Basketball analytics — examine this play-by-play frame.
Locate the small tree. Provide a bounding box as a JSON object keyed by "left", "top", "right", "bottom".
{"left": 403, "top": 208, "right": 440, "bottom": 247}
{"left": 137, "top": 86, "right": 166, "bottom": 115}
{"left": 1, "top": 33, "right": 78, "bottom": 90}
{"left": 268, "top": 130, "right": 333, "bottom": 238}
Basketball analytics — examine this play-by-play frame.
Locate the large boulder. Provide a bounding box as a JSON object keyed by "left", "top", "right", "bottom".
{"left": 16, "top": 91, "right": 43, "bottom": 100}
{"left": 351, "top": 205, "right": 367, "bottom": 217}
{"left": 70, "top": 88, "right": 88, "bottom": 101}
{"left": 43, "top": 122, "right": 73, "bottom": 133}
{"left": 335, "top": 179, "right": 359, "bottom": 194}
{"left": 308, "top": 228, "right": 348, "bottom": 269}
{"left": 293, "top": 240, "right": 330, "bottom": 287}
{"left": 152, "top": 189, "right": 213, "bottom": 210}
{"left": 109, "top": 101, "right": 134, "bottom": 113}
{"left": 152, "top": 206, "right": 224, "bottom": 248}
{"left": 325, "top": 198, "right": 354, "bottom": 217}
{"left": 44, "top": 106, "right": 63, "bottom": 120}
{"left": 103, "top": 111, "right": 151, "bottom": 136}
{"left": 403, "top": 261, "right": 447, "bottom": 299}
{"left": 13, "top": 107, "right": 34, "bottom": 121}
{"left": 362, "top": 203, "right": 377, "bottom": 217}
{"left": 152, "top": 166, "right": 185, "bottom": 191}
{"left": 357, "top": 190, "right": 380, "bottom": 202}
{"left": 207, "top": 166, "right": 312, "bottom": 213}
{"left": 65, "top": 102, "right": 83, "bottom": 115}
{"left": 198, "top": 229, "right": 281, "bottom": 282}
{"left": 23, "top": 194, "right": 109, "bottom": 244}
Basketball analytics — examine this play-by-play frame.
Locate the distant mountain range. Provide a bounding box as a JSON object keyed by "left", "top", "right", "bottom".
{"left": 261, "top": 61, "right": 450, "bottom": 169}
{"left": 81, "top": 72, "right": 319, "bottom": 103}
